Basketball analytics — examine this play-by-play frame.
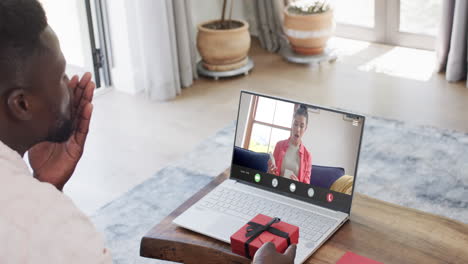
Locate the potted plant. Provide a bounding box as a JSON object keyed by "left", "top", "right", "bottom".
{"left": 197, "top": 0, "right": 251, "bottom": 71}
{"left": 284, "top": 0, "right": 333, "bottom": 55}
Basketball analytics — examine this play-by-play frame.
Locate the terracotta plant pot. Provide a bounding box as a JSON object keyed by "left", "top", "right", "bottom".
{"left": 197, "top": 19, "right": 251, "bottom": 71}
{"left": 283, "top": 8, "right": 334, "bottom": 55}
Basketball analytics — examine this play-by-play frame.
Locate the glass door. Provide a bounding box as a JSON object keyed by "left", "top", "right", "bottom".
{"left": 331, "top": 0, "right": 383, "bottom": 42}
{"left": 387, "top": 0, "right": 442, "bottom": 50}
{"left": 39, "top": 0, "right": 111, "bottom": 87}
{"left": 331, "top": 0, "right": 442, "bottom": 50}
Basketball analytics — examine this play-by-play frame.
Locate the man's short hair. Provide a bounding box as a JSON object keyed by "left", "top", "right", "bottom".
{"left": 0, "top": 0, "right": 48, "bottom": 88}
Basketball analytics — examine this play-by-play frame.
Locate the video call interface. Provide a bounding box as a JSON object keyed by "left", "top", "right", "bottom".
{"left": 231, "top": 93, "right": 364, "bottom": 212}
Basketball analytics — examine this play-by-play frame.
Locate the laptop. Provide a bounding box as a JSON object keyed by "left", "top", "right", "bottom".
{"left": 174, "top": 91, "right": 365, "bottom": 263}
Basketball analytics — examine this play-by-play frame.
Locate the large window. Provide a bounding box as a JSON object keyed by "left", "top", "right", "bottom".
{"left": 332, "top": 0, "right": 442, "bottom": 50}
{"left": 333, "top": 0, "right": 374, "bottom": 28}
{"left": 399, "top": 0, "right": 440, "bottom": 36}
{"left": 245, "top": 97, "right": 294, "bottom": 154}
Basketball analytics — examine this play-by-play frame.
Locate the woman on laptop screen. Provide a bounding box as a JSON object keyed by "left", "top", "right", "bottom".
{"left": 267, "top": 104, "right": 312, "bottom": 184}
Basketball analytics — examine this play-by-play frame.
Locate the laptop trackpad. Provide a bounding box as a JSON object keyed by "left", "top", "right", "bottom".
{"left": 210, "top": 214, "right": 246, "bottom": 240}
{"left": 174, "top": 206, "right": 247, "bottom": 243}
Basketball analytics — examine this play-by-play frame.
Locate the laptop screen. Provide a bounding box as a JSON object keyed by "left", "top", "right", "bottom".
{"left": 230, "top": 91, "right": 365, "bottom": 214}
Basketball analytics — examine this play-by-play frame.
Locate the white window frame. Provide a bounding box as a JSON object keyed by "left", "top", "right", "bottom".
{"left": 334, "top": 0, "right": 436, "bottom": 50}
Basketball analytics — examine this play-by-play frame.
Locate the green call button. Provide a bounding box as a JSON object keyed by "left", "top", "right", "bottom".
{"left": 254, "top": 173, "right": 261, "bottom": 183}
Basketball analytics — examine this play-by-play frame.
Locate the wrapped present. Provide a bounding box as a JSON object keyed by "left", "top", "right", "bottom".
{"left": 230, "top": 214, "right": 299, "bottom": 259}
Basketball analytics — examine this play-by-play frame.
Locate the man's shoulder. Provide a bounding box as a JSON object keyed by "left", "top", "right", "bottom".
{"left": 0, "top": 170, "right": 111, "bottom": 264}
{"left": 0, "top": 149, "right": 93, "bottom": 231}
{"left": 0, "top": 170, "right": 88, "bottom": 230}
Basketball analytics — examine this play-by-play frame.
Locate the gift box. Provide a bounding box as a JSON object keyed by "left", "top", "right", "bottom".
{"left": 230, "top": 214, "right": 299, "bottom": 259}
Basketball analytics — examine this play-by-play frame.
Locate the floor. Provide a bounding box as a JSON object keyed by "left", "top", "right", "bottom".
{"left": 65, "top": 37, "right": 468, "bottom": 216}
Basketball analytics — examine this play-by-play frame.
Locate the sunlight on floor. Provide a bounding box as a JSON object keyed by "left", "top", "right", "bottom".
{"left": 358, "top": 46, "right": 436, "bottom": 81}
{"left": 328, "top": 37, "right": 437, "bottom": 81}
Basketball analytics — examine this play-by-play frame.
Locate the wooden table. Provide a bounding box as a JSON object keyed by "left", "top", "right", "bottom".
{"left": 140, "top": 170, "right": 468, "bottom": 264}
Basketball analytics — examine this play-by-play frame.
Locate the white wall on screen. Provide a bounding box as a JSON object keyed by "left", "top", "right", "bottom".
{"left": 300, "top": 109, "right": 362, "bottom": 176}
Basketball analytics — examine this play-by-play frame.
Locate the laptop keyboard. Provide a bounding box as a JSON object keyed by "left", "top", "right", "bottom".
{"left": 198, "top": 186, "right": 339, "bottom": 242}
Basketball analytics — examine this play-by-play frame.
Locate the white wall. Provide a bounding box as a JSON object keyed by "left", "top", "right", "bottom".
{"left": 106, "top": 0, "right": 141, "bottom": 94}
{"left": 190, "top": 0, "right": 258, "bottom": 37}
{"left": 40, "top": 0, "right": 93, "bottom": 74}
{"left": 301, "top": 110, "right": 363, "bottom": 176}
{"left": 190, "top": 0, "right": 258, "bottom": 62}
{"left": 235, "top": 93, "right": 253, "bottom": 147}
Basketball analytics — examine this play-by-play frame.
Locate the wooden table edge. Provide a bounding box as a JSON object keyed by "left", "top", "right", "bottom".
{"left": 140, "top": 168, "right": 468, "bottom": 264}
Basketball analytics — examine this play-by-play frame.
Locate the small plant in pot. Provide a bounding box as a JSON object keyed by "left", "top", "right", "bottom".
{"left": 284, "top": 0, "right": 333, "bottom": 55}
{"left": 197, "top": 0, "right": 251, "bottom": 72}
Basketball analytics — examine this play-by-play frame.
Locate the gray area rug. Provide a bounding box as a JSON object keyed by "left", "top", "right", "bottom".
{"left": 91, "top": 117, "right": 468, "bottom": 264}
{"left": 91, "top": 124, "right": 236, "bottom": 264}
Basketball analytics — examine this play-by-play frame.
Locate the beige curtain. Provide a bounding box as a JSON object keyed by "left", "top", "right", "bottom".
{"left": 133, "top": 0, "right": 198, "bottom": 101}
{"left": 252, "top": 0, "right": 286, "bottom": 52}
{"left": 172, "top": 0, "right": 198, "bottom": 89}
{"left": 436, "top": 0, "right": 468, "bottom": 87}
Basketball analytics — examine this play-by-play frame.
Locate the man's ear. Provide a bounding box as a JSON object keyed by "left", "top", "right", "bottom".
{"left": 6, "top": 89, "right": 33, "bottom": 121}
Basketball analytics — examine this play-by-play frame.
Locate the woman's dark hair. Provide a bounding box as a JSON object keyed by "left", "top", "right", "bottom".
{"left": 294, "top": 104, "right": 308, "bottom": 125}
